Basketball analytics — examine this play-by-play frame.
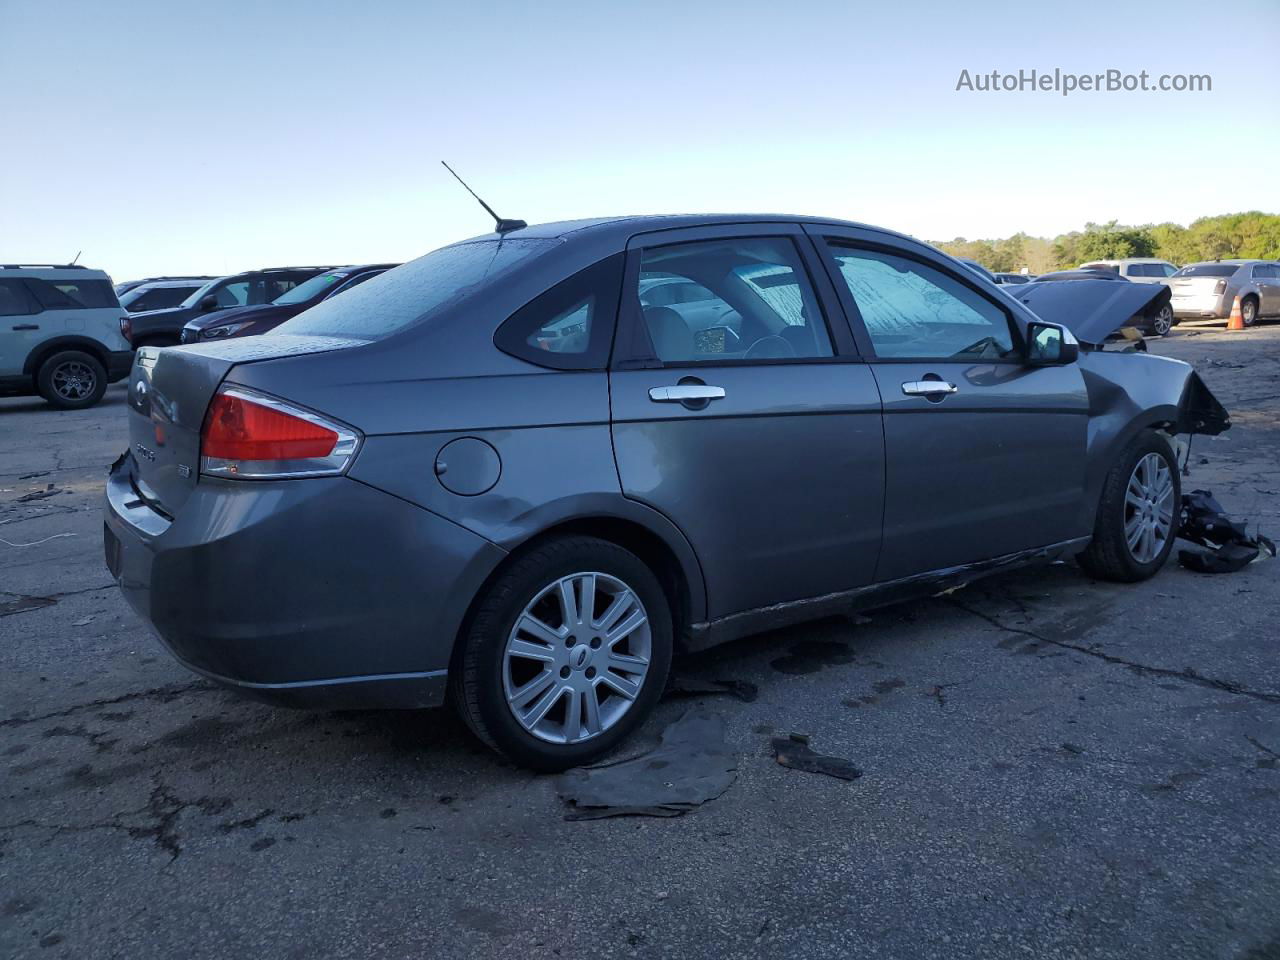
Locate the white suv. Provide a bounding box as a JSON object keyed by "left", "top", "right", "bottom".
{"left": 1078, "top": 258, "right": 1178, "bottom": 283}
{"left": 0, "top": 265, "right": 133, "bottom": 409}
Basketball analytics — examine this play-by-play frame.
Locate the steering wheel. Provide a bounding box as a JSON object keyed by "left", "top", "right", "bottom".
{"left": 743, "top": 335, "right": 796, "bottom": 360}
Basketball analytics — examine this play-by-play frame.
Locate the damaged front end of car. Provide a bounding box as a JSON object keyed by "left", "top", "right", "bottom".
{"left": 1012, "top": 278, "right": 1231, "bottom": 532}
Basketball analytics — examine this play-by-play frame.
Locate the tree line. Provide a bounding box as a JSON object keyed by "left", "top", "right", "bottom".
{"left": 932, "top": 212, "right": 1280, "bottom": 275}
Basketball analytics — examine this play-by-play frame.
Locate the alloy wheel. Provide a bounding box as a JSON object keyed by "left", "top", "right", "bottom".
{"left": 1124, "top": 452, "right": 1174, "bottom": 563}
{"left": 51, "top": 361, "right": 97, "bottom": 401}
{"left": 502, "top": 571, "right": 652, "bottom": 745}
{"left": 1152, "top": 306, "right": 1173, "bottom": 336}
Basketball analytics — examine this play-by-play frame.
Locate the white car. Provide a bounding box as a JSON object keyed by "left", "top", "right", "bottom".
{"left": 1078, "top": 258, "right": 1178, "bottom": 284}
{"left": 0, "top": 264, "right": 132, "bottom": 408}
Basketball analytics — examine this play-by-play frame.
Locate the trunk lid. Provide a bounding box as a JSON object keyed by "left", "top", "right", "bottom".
{"left": 1169, "top": 276, "right": 1223, "bottom": 296}
{"left": 126, "top": 335, "right": 365, "bottom": 514}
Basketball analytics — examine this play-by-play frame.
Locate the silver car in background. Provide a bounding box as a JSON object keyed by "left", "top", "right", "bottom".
{"left": 1169, "top": 260, "right": 1280, "bottom": 326}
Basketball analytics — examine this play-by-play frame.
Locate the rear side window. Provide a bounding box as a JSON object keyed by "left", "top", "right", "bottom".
{"left": 633, "top": 237, "right": 833, "bottom": 364}
{"left": 24, "top": 278, "right": 119, "bottom": 309}
{"left": 278, "top": 239, "right": 557, "bottom": 340}
{"left": 494, "top": 254, "right": 624, "bottom": 369}
{"left": 0, "top": 280, "right": 36, "bottom": 316}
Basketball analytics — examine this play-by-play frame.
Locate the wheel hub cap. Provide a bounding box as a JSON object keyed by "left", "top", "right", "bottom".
{"left": 1124, "top": 452, "right": 1174, "bottom": 564}
{"left": 502, "top": 571, "right": 652, "bottom": 745}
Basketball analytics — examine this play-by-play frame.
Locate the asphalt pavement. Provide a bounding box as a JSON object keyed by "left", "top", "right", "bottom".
{"left": 2, "top": 325, "right": 1278, "bottom": 959}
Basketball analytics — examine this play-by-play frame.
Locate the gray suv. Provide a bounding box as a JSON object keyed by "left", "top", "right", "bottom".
{"left": 104, "top": 215, "right": 1229, "bottom": 769}
{"left": 0, "top": 264, "right": 132, "bottom": 408}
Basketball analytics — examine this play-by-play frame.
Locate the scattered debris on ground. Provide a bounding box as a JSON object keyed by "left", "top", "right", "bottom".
{"left": 556, "top": 710, "right": 737, "bottom": 820}
{"left": 1177, "top": 489, "right": 1276, "bottom": 574}
{"left": 665, "top": 675, "right": 758, "bottom": 703}
{"left": 770, "top": 733, "right": 862, "bottom": 781}
{"left": 14, "top": 484, "right": 60, "bottom": 503}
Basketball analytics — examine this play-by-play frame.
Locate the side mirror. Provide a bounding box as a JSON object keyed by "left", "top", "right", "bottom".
{"left": 199, "top": 295, "right": 219, "bottom": 313}
{"left": 1026, "top": 321, "right": 1078, "bottom": 366}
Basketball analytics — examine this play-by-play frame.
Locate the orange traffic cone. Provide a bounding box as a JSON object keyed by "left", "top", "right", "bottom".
{"left": 1227, "top": 296, "right": 1245, "bottom": 331}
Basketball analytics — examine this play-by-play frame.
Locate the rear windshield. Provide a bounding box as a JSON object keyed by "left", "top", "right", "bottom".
{"left": 275, "top": 239, "right": 557, "bottom": 340}
{"left": 273, "top": 271, "right": 348, "bottom": 305}
{"left": 1173, "top": 264, "right": 1239, "bottom": 278}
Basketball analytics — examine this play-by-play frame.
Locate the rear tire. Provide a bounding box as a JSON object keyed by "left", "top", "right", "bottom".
{"left": 450, "top": 535, "right": 673, "bottom": 771}
{"left": 1241, "top": 296, "right": 1258, "bottom": 327}
{"left": 1151, "top": 305, "right": 1173, "bottom": 336}
{"left": 1077, "top": 431, "right": 1180, "bottom": 583}
{"left": 36, "top": 350, "right": 108, "bottom": 410}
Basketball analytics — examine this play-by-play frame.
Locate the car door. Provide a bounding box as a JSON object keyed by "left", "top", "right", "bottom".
{"left": 0, "top": 279, "right": 42, "bottom": 377}
{"left": 807, "top": 226, "right": 1090, "bottom": 583}
{"left": 1255, "top": 265, "right": 1280, "bottom": 315}
{"left": 608, "top": 223, "right": 885, "bottom": 620}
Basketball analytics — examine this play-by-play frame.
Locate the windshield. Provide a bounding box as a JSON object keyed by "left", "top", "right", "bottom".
{"left": 181, "top": 277, "right": 225, "bottom": 307}
{"left": 275, "top": 239, "right": 557, "bottom": 340}
{"left": 272, "top": 272, "right": 348, "bottom": 305}
{"left": 1173, "top": 264, "right": 1240, "bottom": 278}
{"left": 120, "top": 284, "right": 199, "bottom": 312}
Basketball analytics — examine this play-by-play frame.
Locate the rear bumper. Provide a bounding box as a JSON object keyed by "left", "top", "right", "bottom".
{"left": 1171, "top": 294, "right": 1229, "bottom": 319}
{"left": 103, "top": 454, "right": 506, "bottom": 709}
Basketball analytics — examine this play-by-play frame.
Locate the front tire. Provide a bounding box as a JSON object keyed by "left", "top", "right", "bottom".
{"left": 1077, "top": 432, "right": 1180, "bottom": 583}
{"left": 36, "top": 350, "right": 108, "bottom": 410}
{"left": 451, "top": 536, "right": 673, "bottom": 771}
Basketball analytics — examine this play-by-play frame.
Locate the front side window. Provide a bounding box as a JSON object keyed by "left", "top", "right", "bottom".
{"left": 827, "top": 244, "right": 1016, "bottom": 360}
{"left": 635, "top": 237, "right": 833, "bottom": 364}
{"left": 215, "top": 281, "right": 250, "bottom": 308}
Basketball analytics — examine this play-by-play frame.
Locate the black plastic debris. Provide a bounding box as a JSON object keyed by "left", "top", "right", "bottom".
{"left": 665, "top": 675, "right": 759, "bottom": 703}
{"left": 771, "top": 733, "right": 862, "bottom": 781}
{"left": 1177, "top": 489, "right": 1276, "bottom": 574}
{"left": 556, "top": 710, "right": 737, "bottom": 820}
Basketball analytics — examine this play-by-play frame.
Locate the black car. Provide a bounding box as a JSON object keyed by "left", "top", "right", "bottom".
{"left": 126, "top": 267, "right": 334, "bottom": 347}
{"left": 114, "top": 275, "right": 214, "bottom": 297}
{"left": 1027, "top": 269, "right": 1177, "bottom": 336}
{"left": 180, "top": 264, "right": 397, "bottom": 343}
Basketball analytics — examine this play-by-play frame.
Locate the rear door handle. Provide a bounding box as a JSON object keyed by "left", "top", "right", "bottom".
{"left": 11, "top": 324, "right": 38, "bottom": 331}
{"left": 901, "top": 380, "right": 958, "bottom": 397}
{"left": 649, "top": 385, "right": 726, "bottom": 403}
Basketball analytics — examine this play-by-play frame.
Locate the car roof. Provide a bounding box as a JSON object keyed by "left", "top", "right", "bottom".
{"left": 459, "top": 213, "right": 918, "bottom": 247}
{"left": 0, "top": 264, "right": 111, "bottom": 281}
{"left": 130, "top": 278, "right": 207, "bottom": 289}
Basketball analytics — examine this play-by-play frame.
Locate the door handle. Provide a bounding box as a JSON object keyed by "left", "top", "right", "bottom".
{"left": 12, "top": 324, "right": 38, "bottom": 331}
{"left": 649, "top": 385, "right": 726, "bottom": 403}
{"left": 901, "top": 380, "right": 957, "bottom": 397}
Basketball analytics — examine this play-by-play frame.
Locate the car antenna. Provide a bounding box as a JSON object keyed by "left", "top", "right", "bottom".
{"left": 440, "top": 161, "right": 526, "bottom": 234}
{"left": 69, "top": 250, "right": 81, "bottom": 266}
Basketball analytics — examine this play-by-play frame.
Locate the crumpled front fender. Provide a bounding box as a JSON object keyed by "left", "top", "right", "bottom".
{"left": 1076, "top": 350, "right": 1230, "bottom": 531}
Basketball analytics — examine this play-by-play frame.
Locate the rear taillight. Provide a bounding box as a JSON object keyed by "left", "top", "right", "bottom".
{"left": 120, "top": 315, "right": 132, "bottom": 342}
{"left": 1214, "top": 280, "right": 1227, "bottom": 295}
{"left": 200, "top": 386, "right": 360, "bottom": 479}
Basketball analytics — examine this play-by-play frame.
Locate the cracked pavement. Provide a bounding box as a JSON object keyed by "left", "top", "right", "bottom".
{"left": 2, "top": 326, "right": 1279, "bottom": 959}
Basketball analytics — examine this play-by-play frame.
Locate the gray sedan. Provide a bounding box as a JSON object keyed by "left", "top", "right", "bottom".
{"left": 104, "top": 215, "right": 1228, "bottom": 770}
{"left": 1169, "top": 260, "right": 1280, "bottom": 325}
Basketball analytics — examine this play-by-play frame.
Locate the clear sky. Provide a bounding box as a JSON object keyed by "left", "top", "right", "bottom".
{"left": 3, "top": 0, "right": 1277, "bottom": 281}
